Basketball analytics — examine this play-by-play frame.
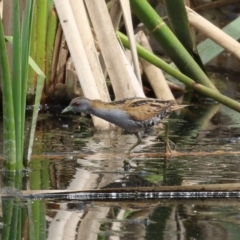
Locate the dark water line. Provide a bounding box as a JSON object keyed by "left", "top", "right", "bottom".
{"left": 3, "top": 191, "right": 240, "bottom": 200}
{"left": 66, "top": 191, "right": 240, "bottom": 200}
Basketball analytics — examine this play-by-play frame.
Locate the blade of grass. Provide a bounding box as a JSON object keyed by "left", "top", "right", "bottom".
{"left": 35, "top": 0, "right": 47, "bottom": 76}
{"left": 21, "top": 0, "right": 35, "bottom": 159}
{"left": 0, "top": 22, "right": 16, "bottom": 169}
{"left": 45, "top": 7, "right": 58, "bottom": 88}
{"left": 6, "top": 36, "right": 46, "bottom": 163}
{"left": 24, "top": 56, "right": 45, "bottom": 162}
{"left": 28, "top": 0, "right": 38, "bottom": 94}
{"left": 47, "top": 0, "right": 54, "bottom": 14}
{"left": 1, "top": 0, "right": 38, "bottom": 170}
{"left": 165, "top": 0, "right": 193, "bottom": 51}
{"left": 163, "top": 0, "right": 206, "bottom": 72}
{"left": 12, "top": 0, "right": 23, "bottom": 168}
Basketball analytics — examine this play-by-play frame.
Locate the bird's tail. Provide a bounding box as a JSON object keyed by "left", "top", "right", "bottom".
{"left": 171, "top": 104, "right": 188, "bottom": 112}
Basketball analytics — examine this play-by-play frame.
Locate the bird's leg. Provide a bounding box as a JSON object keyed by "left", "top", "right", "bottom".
{"left": 156, "top": 121, "right": 175, "bottom": 155}
{"left": 164, "top": 121, "right": 172, "bottom": 155}
{"left": 125, "top": 132, "right": 142, "bottom": 153}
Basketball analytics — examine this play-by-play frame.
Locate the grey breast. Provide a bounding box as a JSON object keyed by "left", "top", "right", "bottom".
{"left": 92, "top": 108, "right": 142, "bottom": 132}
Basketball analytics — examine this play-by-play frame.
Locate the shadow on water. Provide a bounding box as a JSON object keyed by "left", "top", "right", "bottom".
{"left": 1, "top": 72, "right": 240, "bottom": 239}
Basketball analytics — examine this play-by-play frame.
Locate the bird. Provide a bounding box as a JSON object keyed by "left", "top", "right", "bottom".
{"left": 61, "top": 97, "right": 187, "bottom": 153}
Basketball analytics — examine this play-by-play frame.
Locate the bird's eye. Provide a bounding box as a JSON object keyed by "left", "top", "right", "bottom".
{"left": 73, "top": 102, "right": 80, "bottom": 106}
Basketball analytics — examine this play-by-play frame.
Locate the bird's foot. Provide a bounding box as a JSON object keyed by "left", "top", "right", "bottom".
{"left": 124, "top": 132, "right": 142, "bottom": 153}
{"left": 123, "top": 160, "right": 132, "bottom": 171}
{"left": 156, "top": 135, "right": 175, "bottom": 155}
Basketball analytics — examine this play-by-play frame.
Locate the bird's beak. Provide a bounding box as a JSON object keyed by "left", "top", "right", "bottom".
{"left": 61, "top": 106, "right": 73, "bottom": 114}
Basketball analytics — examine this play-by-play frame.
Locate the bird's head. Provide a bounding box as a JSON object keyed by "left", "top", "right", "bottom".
{"left": 61, "top": 97, "right": 92, "bottom": 114}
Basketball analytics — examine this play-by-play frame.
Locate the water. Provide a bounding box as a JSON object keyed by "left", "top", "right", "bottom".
{"left": 1, "top": 73, "right": 240, "bottom": 239}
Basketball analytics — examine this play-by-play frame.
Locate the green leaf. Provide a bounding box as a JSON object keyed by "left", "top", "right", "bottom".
{"left": 0, "top": 21, "right": 16, "bottom": 169}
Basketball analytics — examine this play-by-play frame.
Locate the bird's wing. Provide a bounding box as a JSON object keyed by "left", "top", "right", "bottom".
{"left": 122, "top": 98, "right": 175, "bottom": 121}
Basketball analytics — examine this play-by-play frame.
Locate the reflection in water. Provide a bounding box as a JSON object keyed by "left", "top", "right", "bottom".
{"left": 1, "top": 198, "right": 240, "bottom": 240}
{"left": 1, "top": 198, "right": 46, "bottom": 240}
